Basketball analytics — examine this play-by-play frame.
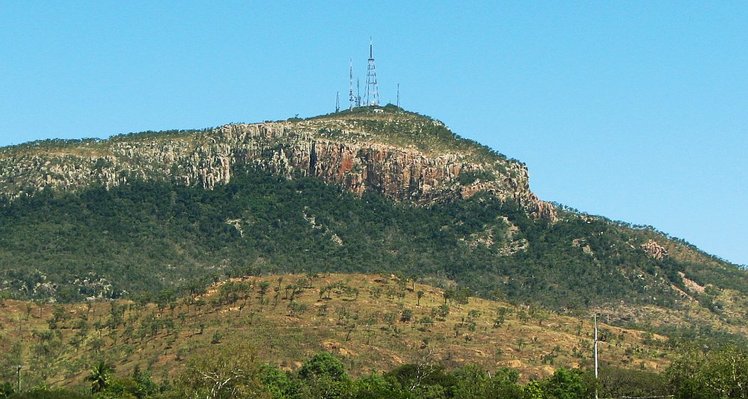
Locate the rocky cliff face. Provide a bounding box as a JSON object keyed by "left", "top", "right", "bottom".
{"left": 0, "top": 112, "right": 556, "bottom": 220}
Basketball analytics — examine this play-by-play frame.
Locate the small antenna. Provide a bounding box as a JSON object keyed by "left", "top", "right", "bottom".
{"left": 348, "top": 59, "right": 355, "bottom": 110}
{"left": 396, "top": 83, "right": 400, "bottom": 108}
{"left": 594, "top": 314, "right": 599, "bottom": 399}
{"left": 356, "top": 78, "right": 361, "bottom": 107}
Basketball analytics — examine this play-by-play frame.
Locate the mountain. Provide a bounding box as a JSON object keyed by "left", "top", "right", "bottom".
{"left": 0, "top": 106, "right": 746, "bottom": 341}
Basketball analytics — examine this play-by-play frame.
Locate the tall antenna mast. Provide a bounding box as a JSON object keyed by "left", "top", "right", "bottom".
{"left": 396, "top": 83, "right": 400, "bottom": 108}
{"left": 365, "top": 38, "right": 380, "bottom": 106}
{"left": 356, "top": 78, "right": 361, "bottom": 107}
{"left": 336, "top": 91, "right": 340, "bottom": 113}
{"left": 348, "top": 59, "right": 355, "bottom": 110}
{"left": 594, "top": 314, "right": 599, "bottom": 399}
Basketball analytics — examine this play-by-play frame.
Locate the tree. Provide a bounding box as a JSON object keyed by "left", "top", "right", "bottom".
{"left": 299, "top": 352, "right": 347, "bottom": 382}
{"left": 258, "top": 282, "right": 271, "bottom": 304}
{"left": 488, "top": 367, "right": 524, "bottom": 398}
{"left": 540, "top": 367, "right": 594, "bottom": 399}
{"left": 48, "top": 305, "right": 67, "bottom": 330}
{"left": 668, "top": 345, "right": 748, "bottom": 399}
{"left": 450, "top": 365, "right": 490, "bottom": 399}
{"left": 0, "top": 382, "right": 13, "bottom": 398}
{"left": 352, "top": 374, "right": 406, "bottom": 399}
{"left": 87, "top": 361, "right": 113, "bottom": 393}
{"left": 175, "top": 341, "right": 269, "bottom": 399}
{"left": 416, "top": 290, "right": 424, "bottom": 306}
{"left": 433, "top": 304, "right": 449, "bottom": 320}
{"left": 493, "top": 307, "right": 508, "bottom": 328}
{"left": 400, "top": 309, "right": 413, "bottom": 323}
{"left": 258, "top": 364, "right": 295, "bottom": 399}
{"left": 449, "top": 365, "right": 524, "bottom": 399}
{"left": 297, "top": 352, "right": 351, "bottom": 399}
{"left": 131, "top": 365, "right": 159, "bottom": 398}
{"left": 600, "top": 367, "right": 668, "bottom": 398}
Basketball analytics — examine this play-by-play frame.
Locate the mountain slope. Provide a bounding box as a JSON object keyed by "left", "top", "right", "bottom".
{"left": 0, "top": 273, "right": 675, "bottom": 387}
{"left": 0, "top": 106, "right": 745, "bottom": 339}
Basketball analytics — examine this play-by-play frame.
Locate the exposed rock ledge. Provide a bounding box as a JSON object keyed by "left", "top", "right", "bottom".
{"left": 0, "top": 121, "right": 556, "bottom": 221}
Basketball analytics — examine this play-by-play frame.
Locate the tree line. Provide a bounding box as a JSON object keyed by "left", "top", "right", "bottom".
{"left": 2, "top": 343, "right": 746, "bottom": 399}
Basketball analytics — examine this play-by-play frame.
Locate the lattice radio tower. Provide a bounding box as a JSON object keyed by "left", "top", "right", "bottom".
{"left": 348, "top": 59, "right": 356, "bottom": 110}
{"left": 365, "top": 38, "right": 380, "bottom": 106}
{"left": 356, "top": 79, "right": 361, "bottom": 107}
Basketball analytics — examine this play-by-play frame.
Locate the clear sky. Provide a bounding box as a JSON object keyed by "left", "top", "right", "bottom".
{"left": 1, "top": 2, "right": 746, "bottom": 266}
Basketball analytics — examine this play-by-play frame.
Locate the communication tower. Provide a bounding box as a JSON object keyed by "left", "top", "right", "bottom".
{"left": 356, "top": 78, "right": 361, "bottom": 107}
{"left": 348, "top": 60, "right": 355, "bottom": 110}
{"left": 365, "top": 38, "right": 380, "bottom": 106}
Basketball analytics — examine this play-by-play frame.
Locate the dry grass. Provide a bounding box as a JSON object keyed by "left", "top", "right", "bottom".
{"left": 0, "top": 273, "right": 672, "bottom": 389}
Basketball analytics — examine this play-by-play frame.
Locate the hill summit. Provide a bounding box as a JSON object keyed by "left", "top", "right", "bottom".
{"left": 0, "top": 106, "right": 554, "bottom": 220}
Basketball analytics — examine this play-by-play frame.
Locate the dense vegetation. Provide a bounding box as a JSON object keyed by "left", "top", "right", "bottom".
{"left": 2, "top": 344, "right": 745, "bottom": 399}
{"left": 0, "top": 166, "right": 745, "bottom": 316}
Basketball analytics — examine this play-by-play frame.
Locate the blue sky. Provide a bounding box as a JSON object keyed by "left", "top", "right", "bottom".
{"left": 1, "top": 2, "right": 746, "bottom": 266}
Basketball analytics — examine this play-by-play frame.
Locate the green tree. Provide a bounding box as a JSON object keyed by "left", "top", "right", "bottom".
{"left": 352, "top": 374, "right": 406, "bottom": 399}
{"left": 487, "top": 367, "right": 524, "bottom": 398}
{"left": 297, "top": 352, "right": 351, "bottom": 399}
{"left": 540, "top": 368, "right": 593, "bottom": 399}
{"left": 48, "top": 305, "right": 67, "bottom": 330}
{"left": 258, "top": 364, "right": 295, "bottom": 399}
{"left": 87, "top": 361, "right": 113, "bottom": 393}
{"left": 175, "top": 342, "right": 269, "bottom": 399}
{"left": 259, "top": 282, "right": 271, "bottom": 304}
{"left": 600, "top": 367, "right": 668, "bottom": 398}
{"left": 668, "top": 345, "right": 748, "bottom": 399}
{"left": 299, "top": 352, "right": 347, "bottom": 382}
{"left": 400, "top": 309, "right": 413, "bottom": 323}
{"left": 0, "top": 382, "right": 13, "bottom": 399}
{"left": 450, "top": 365, "right": 490, "bottom": 399}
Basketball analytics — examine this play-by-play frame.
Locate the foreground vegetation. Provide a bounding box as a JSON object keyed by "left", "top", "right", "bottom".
{"left": 2, "top": 343, "right": 746, "bottom": 398}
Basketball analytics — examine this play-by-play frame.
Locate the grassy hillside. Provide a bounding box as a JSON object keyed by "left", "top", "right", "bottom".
{"left": 0, "top": 273, "right": 674, "bottom": 388}
{"left": 303, "top": 106, "right": 509, "bottom": 162}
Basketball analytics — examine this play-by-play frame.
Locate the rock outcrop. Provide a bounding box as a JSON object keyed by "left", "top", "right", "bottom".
{"left": 0, "top": 112, "right": 556, "bottom": 220}
{"left": 641, "top": 239, "right": 668, "bottom": 260}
